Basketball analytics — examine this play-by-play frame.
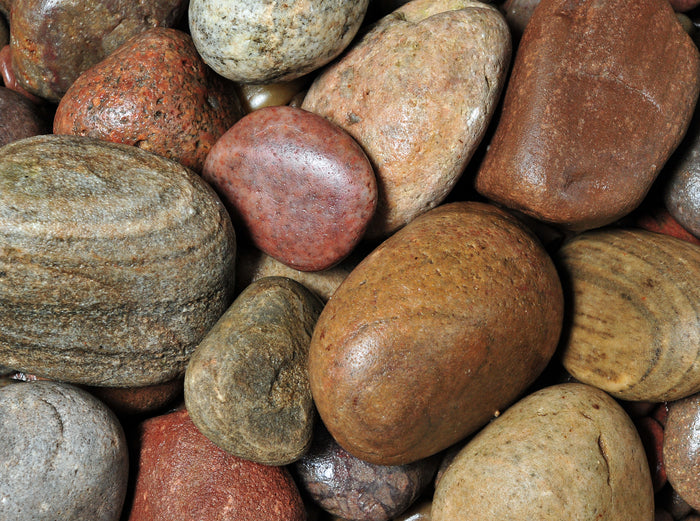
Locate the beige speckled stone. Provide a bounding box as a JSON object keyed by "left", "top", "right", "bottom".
{"left": 302, "top": 0, "right": 511, "bottom": 238}
{"left": 188, "top": 0, "right": 369, "bottom": 84}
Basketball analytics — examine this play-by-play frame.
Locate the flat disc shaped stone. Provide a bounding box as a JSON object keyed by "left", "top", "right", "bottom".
{"left": 204, "top": 106, "right": 377, "bottom": 272}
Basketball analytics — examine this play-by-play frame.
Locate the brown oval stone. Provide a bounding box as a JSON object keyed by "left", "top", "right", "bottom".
{"left": 126, "top": 408, "right": 306, "bottom": 521}
{"left": 84, "top": 377, "right": 183, "bottom": 417}
{"left": 9, "top": 0, "right": 187, "bottom": 101}
{"left": 308, "top": 201, "right": 564, "bottom": 465}
{"left": 663, "top": 393, "right": 700, "bottom": 511}
{"left": 558, "top": 229, "right": 700, "bottom": 402}
{"left": 475, "top": 0, "right": 700, "bottom": 231}
{"left": 53, "top": 28, "right": 243, "bottom": 173}
{"left": 0, "top": 86, "right": 49, "bottom": 147}
{"left": 203, "top": 105, "right": 377, "bottom": 272}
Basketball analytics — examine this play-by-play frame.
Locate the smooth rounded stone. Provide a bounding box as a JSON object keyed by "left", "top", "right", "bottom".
{"left": 203, "top": 106, "right": 377, "bottom": 272}
{"left": 308, "top": 201, "right": 564, "bottom": 465}
{"left": 475, "top": 0, "right": 700, "bottom": 231}
{"left": 0, "top": 381, "right": 129, "bottom": 521}
{"left": 10, "top": 0, "right": 188, "bottom": 101}
{"left": 235, "top": 245, "right": 361, "bottom": 302}
{"left": 126, "top": 408, "right": 306, "bottom": 521}
{"left": 558, "top": 229, "right": 700, "bottom": 402}
{"left": 53, "top": 28, "right": 243, "bottom": 173}
{"left": 662, "top": 109, "right": 700, "bottom": 238}
{"left": 235, "top": 77, "right": 310, "bottom": 113}
{"left": 0, "top": 86, "right": 49, "bottom": 147}
{"left": 500, "top": 0, "right": 540, "bottom": 40}
{"left": 0, "top": 135, "right": 236, "bottom": 387}
{"left": 189, "top": 0, "right": 368, "bottom": 84}
{"left": 432, "top": 383, "right": 654, "bottom": 521}
{"left": 394, "top": 500, "right": 432, "bottom": 521}
{"left": 84, "top": 377, "right": 183, "bottom": 417}
{"left": 663, "top": 393, "right": 700, "bottom": 511}
{"left": 185, "top": 277, "right": 324, "bottom": 465}
{"left": 635, "top": 416, "right": 667, "bottom": 493}
{"left": 294, "top": 424, "right": 438, "bottom": 521}
{"left": 303, "top": 0, "right": 511, "bottom": 239}
{"left": 634, "top": 206, "right": 700, "bottom": 246}
{"left": 0, "top": 45, "right": 43, "bottom": 103}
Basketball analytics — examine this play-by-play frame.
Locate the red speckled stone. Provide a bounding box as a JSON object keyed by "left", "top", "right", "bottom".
{"left": 54, "top": 28, "right": 243, "bottom": 173}
{"left": 126, "top": 408, "right": 306, "bottom": 521}
{"left": 203, "top": 105, "right": 377, "bottom": 272}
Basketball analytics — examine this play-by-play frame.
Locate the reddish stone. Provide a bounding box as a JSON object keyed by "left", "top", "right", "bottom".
{"left": 635, "top": 416, "right": 667, "bottom": 493}
{"left": 84, "top": 377, "right": 182, "bottom": 417}
{"left": 54, "top": 28, "right": 242, "bottom": 173}
{"left": 0, "top": 86, "right": 49, "bottom": 147}
{"left": 0, "top": 45, "right": 42, "bottom": 103}
{"left": 670, "top": 0, "right": 700, "bottom": 12}
{"left": 203, "top": 105, "right": 377, "bottom": 272}
{"left": 634, "top": 206, "right": 700, "bottom": 246}
{"left": 126, "top": 408, "right": 306, "bottom": 521}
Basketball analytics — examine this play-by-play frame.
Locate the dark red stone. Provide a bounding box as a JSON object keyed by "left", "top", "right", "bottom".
{"left": 634, "top": 206, "right": 700, "bottom": 246}
{"left": 0, "top": 45, "right": 42, "bottom": 103}
{"left": 54, "top": 28, "right": 242, "bottom": 173}
{"left": 670, "top": 0, "right": 700, "bottom": 12}
{"left": 203, "top": 105, "right": 377, "bottom": 272}
{"left": 635, "top": 416, "right": 667, "bottom": 493}
{"left": 0, "top": 86, "right": 49, "bottom": 146}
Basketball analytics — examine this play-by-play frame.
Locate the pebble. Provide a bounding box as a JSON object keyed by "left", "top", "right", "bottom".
{"left": 185, "top": 277, "right": 324, "bottom": 465}
{"left": 635, "top": 416, "right": 667, "bottom": 493}
{"left": 126, "top": 408, "right": 306, "bottom": 521}
{"left": 188, "top": 0, "right": 369, "bottom": 84}
{"left": 475, "top": 0, "right": 700, "bottom": 231}
{"left": 9, "top": 0, "right": 188, "bottom": 101}
{"left": 0, "top": 135, "right": 236, "bottom": 387}
{"left": 0, "top": 86, "right": 49, "bottom": 147}
{"left": 308, "top": 201, "right": 563, "bottom": 465}
{"left": 235, "top": 77, "right": 310, "bottom": 113}
{"left": 84, "top": 378, "right": 183, "bottom": 417}
{"left": 0, "top": 381, "right": 129, "bottom": 521}
{"left": 663, "top": 392, "right": 700, "bottom": 511}
{"left": 302, "top": 0, "right": 511, "bottom": 238}
{"left": 634, "top": 206, "right": 700, "bottom": 246}
{"left": 294, "top": 423, "right": 438, "bottom": 521}
{"left": 203, "top": 105, "right": 377, "bottom": 271}
{"left": 558, "top": 229, "right": 700, "bottom": 402}
{"left": 53, "top": 28, "right": 244, "bottom": 173}
{"left": 0, "top": 45, "right": 43, "bottom": 103}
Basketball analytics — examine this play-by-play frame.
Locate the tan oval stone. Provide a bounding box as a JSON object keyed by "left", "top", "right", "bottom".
{"left": 302, "top": 0, "right": 511, "bottom": 238}
{"left": 0, "top": 135, "right": 236, "bottom": 387}
{"left": 308, "top": 201, "right": 563, "bottom": 465}
{"left": 432, "top": 383, "right": 654, "bottom": 521}
{"left": 558, "top": 228, "right": 700, "bottom": 402}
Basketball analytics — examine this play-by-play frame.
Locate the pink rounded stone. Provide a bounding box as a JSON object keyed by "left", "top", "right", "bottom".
{"left": 203, "top": 106, "right": 377, "bottom": 272}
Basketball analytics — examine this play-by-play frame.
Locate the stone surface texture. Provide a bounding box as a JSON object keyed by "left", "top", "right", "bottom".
{"left": 189, "top": 0, "right": 369, "bottom": 83}
{"left": 432, "top": 383, "right": 654, "bottom": 521}
{"left": 663, "top": 392, "right": 700, "bottom": 511}
{"left": 475, "top": 0, "right": 700, "bottom": 231}
{"left": 559, "top": 229, "right": 700, "bottom": 402}
{"left": 203, "top": 106, "right": 377, "bottom": 271}
{"left": 126, "top": 408, "right": 306, "bottom": 521}
{"left": 308, "top": 201, "right": 564, "bottom": 465}
{"left": 185, "top": 276, "right": 323, "bottom": 465}
{"left": 0, "top": 45, "right": 42, "bottom": 103}
{"left": 53, "top": 28, "right": 243, "bottom": 173}
{"left": 0, "top": 86, "right": 48, "bottom": 147}
{"left": 303, "top": 0, "right": 511, "bottom": 238}
{"left": 0, "top": 135, "right": 236, "bottom": 387}
{"left": 0, "top": 381, "right": 129, "bottom": 521}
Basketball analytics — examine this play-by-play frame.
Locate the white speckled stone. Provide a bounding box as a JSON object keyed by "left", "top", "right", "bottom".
{"left": 189, "top": 0, "right": 369, "bottom": 84}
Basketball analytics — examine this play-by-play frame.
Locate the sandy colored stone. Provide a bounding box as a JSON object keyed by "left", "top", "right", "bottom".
{"left": 302, "top": 0, "right": 511, "bottom": 238}
{"left": 475, "top": 0, "right": 700, "bottom": 231}
{"left": 0, "top": 135, "right": 236, "bottom": 387}
{"left": 308, "top": 201, "right": 563, "bottom": 465}
{"left": 185, "top": 277, "right": 323, "bottom": 465}
{"left": 0, "top": 381, "right": 129, "bottom": 521}
{"left": 432, "top": 383, "right": 654, "bottom": 521}
{"left": 558, "top": 229, "right": 700, "bottom": 402}
{"left": 189, "top": 0, "right": 369, "bottom": 83}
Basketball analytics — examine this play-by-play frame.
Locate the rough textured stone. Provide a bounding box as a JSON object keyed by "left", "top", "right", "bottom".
{"left": 203, "top": 106, "right": 377, "bottom": 271}
{"left": 9, "top": 0, "right": 188, "bottom": 101}
{"left": 126, "top": 408, "right": 306, "bottom": 521}
{"left": 54, "top": 28, "right": 243, "bottom": 173}
{"left": 558, "top": 229, "right": 700, "bottom": 402}
{"left": 475, "top": 0, "right": 700, "bottom": 231}
{"left": 303, "top": 0, "right": 511, "bottom": 238}
{"left": 0, "top": 86, "right": 49, "bottom": 147}
{"left": 308, "top": 201, "right": 563, "bottom": 465}
{"left": 185, "top": 277, "right": 323, "bottom": 465}
{"left": 663, "top": 393, "right": 700, "bottom": 511}
{"left": 294, "top": 423, "right": 438, "bottom": 521}
{"left": 188, "top": 0, "right": 369, "bottom": 84}
{"left": 0, "top": 381, "right": 129, "bottom": 521}
{"left": 0, "top": 135, "right": 236, "bottom": 387}
{"left": 432, "top": 383, "right": 654, "bottom": 521}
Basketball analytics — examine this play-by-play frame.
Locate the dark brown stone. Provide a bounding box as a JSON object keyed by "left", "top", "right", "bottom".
{"left": 84, "top": 377, "right": 183, "bottom": 417}
{"left": 0, "top": 86, "right": 49, "bottom": 147}
{"left": 308, "top": 201, "right": 563, "bottom": 465}
{"left": 663, "top": 393, "right": 700, "bottom": 511}
{"left": 9, "top": 0, "right": 187, "bottom": 101}
{"left": 126, "top": 408, "right": 306, "bottom": 521}
{"left": 475, "top": 0, "right": 700, "bottom": 231}
{"left": 53, "top": 28, "right": 243, "bottom": 173}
